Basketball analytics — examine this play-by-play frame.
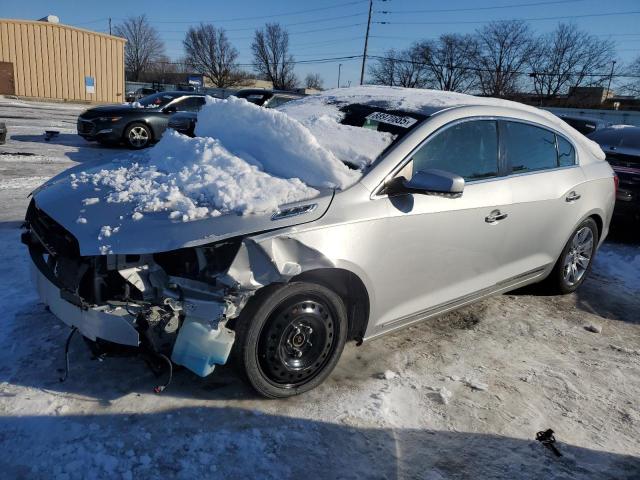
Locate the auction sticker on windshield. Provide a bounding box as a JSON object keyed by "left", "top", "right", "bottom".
{"left": 366, "top": 111, "right": 418, "bottom": 128}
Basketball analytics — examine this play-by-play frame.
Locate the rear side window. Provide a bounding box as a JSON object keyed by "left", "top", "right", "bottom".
{"left": 503, "top": 122, "right": 557, "bottom": 173}
{"left": 410, "top": 120, "right": 498, "bottom": 181}
{"left": 557, "top": 136, "right": 576, "bottom": 167}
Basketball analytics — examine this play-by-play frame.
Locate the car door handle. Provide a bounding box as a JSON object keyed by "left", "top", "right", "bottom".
{"left": 565, "top": 191, "right": 581, "bottom": 202}
{"left": 485, "top": 209, "right": 508, "bottom": 223}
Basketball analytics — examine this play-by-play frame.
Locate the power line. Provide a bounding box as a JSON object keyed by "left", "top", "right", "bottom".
{"left": 378, "top": 10, "right": 640, "bottom": 26}
{"left": 366, "top": 54, "right": 640, "bottom": 78}
{"left": 150, "top": 0, "right": 368, "bottom": 24}
{"left": 155, "top": 13, "right": 365, "bottom": 33}
{"left": 152, "top": 53, "right": 640, "bottom": 78}
{"left": 380, "top": 0, "right": 585, "bottom": 15}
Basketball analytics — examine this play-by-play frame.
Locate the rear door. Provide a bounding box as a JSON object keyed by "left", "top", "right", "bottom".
{"left": 500, "top": 120, "right": 586, "bottom": 279}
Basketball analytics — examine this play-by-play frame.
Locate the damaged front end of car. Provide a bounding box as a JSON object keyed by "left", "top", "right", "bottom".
{"left": 21, "top": 196, "right": 340, "bottom": 384}
{"left": 22, "top": 201, "right": 255, "bottom": 379}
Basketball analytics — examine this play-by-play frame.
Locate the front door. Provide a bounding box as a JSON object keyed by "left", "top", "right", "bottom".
{"left": 373, "top": 119, "right": 512, "bottom": 331}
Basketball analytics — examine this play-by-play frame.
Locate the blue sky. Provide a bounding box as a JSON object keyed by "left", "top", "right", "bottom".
{"left": 2, "top": 0, "right": 639, "bottom": 88}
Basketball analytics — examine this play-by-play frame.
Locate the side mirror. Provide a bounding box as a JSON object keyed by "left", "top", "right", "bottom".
{"left": 386, "top": 169, "right": 465, "bottom": 196}
{"left": 163, "top": 105, "right": 176, "bottom": 113}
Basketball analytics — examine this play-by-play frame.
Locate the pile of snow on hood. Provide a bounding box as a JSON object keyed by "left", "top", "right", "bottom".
{"left": 71, "top": 131, "right": 320, "bottom": 222}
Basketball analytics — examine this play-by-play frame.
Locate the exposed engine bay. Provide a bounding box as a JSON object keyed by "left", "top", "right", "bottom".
{"left": 22, "top": 201, "right": 251, "bottom": 379}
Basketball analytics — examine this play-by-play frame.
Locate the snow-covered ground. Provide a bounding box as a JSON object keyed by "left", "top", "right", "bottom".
{"left": 1, "top": 97, "right": 639, "bottom": 479}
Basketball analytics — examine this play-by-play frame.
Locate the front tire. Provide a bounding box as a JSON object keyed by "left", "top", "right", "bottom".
{"left": 233, "top": 282, "right": 348, "bottom": 398}
{"left": 547, "top": 218, "right": 598, "bottom": 294}
{"left": 124, "top": 122, "right": 152, "bottom": 149}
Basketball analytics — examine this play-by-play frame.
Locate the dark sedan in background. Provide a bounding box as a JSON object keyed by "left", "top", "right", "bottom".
{"left": 168, "top": 89, "right": 304, "bottom": 137}
{"left": 589, "top": 126, "right": 640, "bottom": 221}
{"left": 558, "top": 115, "right": 608, "bottom": 136}
{"left": 77, "top": 92, "right": 206, "bottom": 149}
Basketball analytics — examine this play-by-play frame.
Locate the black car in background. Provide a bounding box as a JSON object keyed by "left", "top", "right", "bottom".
{"left": 589, "top": 126, "right": 640, "bottom": 221}
{"left": 558, "top": 115, "right": 608, "bottom": 136}
{"left": 77, "top": 92, "right": 207, "bottom": 149}
{"left": 168, "top": 89, "right": 304, "bottom": 137}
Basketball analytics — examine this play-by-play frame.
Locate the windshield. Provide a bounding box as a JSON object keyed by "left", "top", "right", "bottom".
{"left": 338, "top": 104, "right": 427, "bottom": 167}
{"left": 138, "top": 92, "right": 181, "bottom": 109}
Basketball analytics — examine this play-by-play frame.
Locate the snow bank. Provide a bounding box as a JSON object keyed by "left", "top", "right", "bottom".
{"left": 195, "top": 96, "right": 359, "bottom": 188}
{"left": 72, "top": 132, "right": 319, "bottom": 221}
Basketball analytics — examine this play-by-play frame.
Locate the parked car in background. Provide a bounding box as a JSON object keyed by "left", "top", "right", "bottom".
{"left": 557, "top": 114, "right": 608, "bottom": 136}
{"left": 77, "top": 92, "right": 207, "bottom": 149}
{"left": 589, "top": 126, "right": 640, "bottom": 221}
{"left": 168, "top": 89, "right": 304, "bottom": 136}
{"left": 125, "top": 87, "right": 160, "bottom": 103}
{"left": 27, "top": 87, "right": 615, "bottom": 397}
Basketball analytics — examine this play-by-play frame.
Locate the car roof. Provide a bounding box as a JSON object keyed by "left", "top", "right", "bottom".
{"left": 162, "top": 91, "right": 206, "bottom": 97}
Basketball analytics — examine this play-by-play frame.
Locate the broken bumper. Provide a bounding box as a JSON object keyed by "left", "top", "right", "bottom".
{"left": 30, "top": 252, "right": 140, "bottom": 347}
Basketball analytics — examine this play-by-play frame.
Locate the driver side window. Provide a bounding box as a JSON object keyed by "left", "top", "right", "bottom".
{"left": 403, "top": 120, "right": 499, "bottom": 181}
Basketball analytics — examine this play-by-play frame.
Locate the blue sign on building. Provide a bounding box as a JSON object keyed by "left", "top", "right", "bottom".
{"left": 85, "top": 76, "right": 95, "bottom": 94}
{"left": 188, "top": 75, "right": 203, "bottom": 87}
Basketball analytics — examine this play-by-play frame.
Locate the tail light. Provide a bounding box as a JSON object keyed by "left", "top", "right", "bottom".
{"left": 613, "top": 174, "right": 619, "bottom": 197}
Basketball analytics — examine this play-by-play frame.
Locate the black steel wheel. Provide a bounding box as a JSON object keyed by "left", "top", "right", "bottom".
{"left": 233, "top": 282, "right": 348, "bottom": 398}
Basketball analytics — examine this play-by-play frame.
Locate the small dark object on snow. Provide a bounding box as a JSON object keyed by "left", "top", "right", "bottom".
{"left": 536, "top": 429, "right": 562, "bottom": 457}
{"left": 44, "top": 130, "right": 59, "bottom": 141}
{"left": 0, "top": 122, "right": 6, "bottom": 144}
{"left": 59, "top": 326, "right": 78, "bottom": 382}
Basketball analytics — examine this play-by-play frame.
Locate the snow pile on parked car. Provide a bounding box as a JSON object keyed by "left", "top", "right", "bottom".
{"left": 71, "top": 132, "right": 320, "bottom": 222}
{"left": 195, "top": 96, "right": 360, "bottom": 186}
{"left": 66, "top": 86, "right": 605, "bottom": 224}
{"left": 280, "top": 85, "right": 606, "bottom": 161}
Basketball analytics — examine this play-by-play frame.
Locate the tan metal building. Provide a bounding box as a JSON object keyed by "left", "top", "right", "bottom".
{"left": 0, "top": 18, "right": 125, "bottom": 103}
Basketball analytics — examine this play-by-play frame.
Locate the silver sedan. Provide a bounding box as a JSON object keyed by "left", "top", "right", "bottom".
{"left": 24, "top": 88, "right": 616, "bottom": 397}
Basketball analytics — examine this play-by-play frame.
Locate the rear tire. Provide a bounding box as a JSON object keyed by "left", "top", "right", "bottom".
{"left": 233, "top": 282, "right": 348, "bottom": 398}
{"left": 546, "top": 218, "right": 598, "bottom": 294}
{"left": 124, "top": 122, "right": 152, "bottom": 149}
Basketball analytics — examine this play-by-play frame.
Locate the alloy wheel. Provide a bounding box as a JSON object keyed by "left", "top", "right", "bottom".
{"left": 128, "top": 126, "right": 149, "bottom": 147}
{"left": 562, "top": 226, "right": 594, "bottom": 286}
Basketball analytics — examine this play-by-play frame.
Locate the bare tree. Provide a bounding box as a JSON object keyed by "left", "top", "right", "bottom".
{"left": 114, "top": 15, "right": 165, "bottom": 81}
{"left": 368, "top": 49, "right": 398, "bottom": 86}
{"left": 473, "top": 20, "right": 534, "bottom": 97}
{"left": 368, "top": 45, "right": 429, "bottom": 88}
{"left": 528, "top": 23, "right": 615, "bottom": 98}
{"left": 621, "top": 56, "right": 640, "bottom": 96}
{"left": 183, "top": 24, "right": 244, "bottom": 88}
{"left": 304, "top": 73, "right": 324, "bottom": 90}
{"left": 140, "top": 55, "right": 177, "bottom": 83}
{"left": 417, "top": 34, "right": 479, "bottom": 92}
{"left": 251, "top": 23, "right": 297, "bottom": 90}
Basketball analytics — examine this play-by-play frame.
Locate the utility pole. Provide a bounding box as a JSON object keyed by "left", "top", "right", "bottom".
{"left": 359, "top": 0, "right": 373, "bottom": 85}
{"left": 606, "top": 60, "right": 616, "bottom": 98}
{"left": 338, "top": 63, "right": 342, "bottom": 88}
{"left": 108, "top": 17, "right": 112, "bottom": 35}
